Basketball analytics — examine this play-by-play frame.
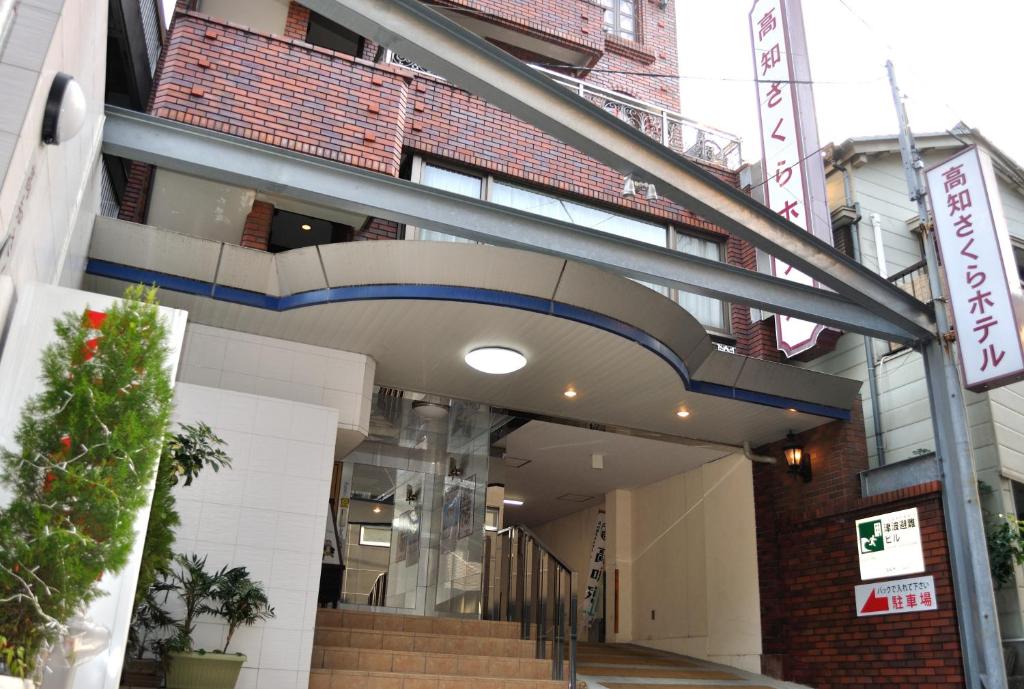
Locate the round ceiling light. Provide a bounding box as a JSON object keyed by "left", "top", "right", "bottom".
{"left": 564, "top": 387, "right": 577, "bottom": 399}
{"left": 465, "top": 347, "right": 526, "bottom": 375}
{"left": 676, "top": 408, "right": 691, "bottom": 418}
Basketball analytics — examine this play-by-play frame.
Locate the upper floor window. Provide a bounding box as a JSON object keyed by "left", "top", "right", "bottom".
{"left": 601, "top": 0, "right": 636, "bottom": 41}
{"left": 674, "top": 232, "right": 727, "bottom": 332}
{"left": 416, "top": 164, "right": 483, "bottom": 243}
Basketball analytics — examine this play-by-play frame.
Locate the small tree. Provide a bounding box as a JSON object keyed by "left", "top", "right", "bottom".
{"left": 0, "top": 286, "right": 173, "bottom": 678}
{"left": 134, "top": 423, "right": 231, "bottom": 610}
{"left": 160, "top": 554, "right": 226, "bottom": 654}
{"left": 214, "top": 568, "right": 275, "bottom": 654}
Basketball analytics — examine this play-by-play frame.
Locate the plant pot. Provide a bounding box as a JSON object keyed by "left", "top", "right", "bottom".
{"left": 0, "top": 676, "right": 34, "bottom": 689}
{"left": 165, "top": 652, "right": 245, "bottom": 689}
{"left": 122, "top": 658, "right": 162, "bottom": 687}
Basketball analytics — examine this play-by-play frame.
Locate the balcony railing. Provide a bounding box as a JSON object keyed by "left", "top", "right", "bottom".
{"left": 385, "top": 53, "right": 743, "bottom": 169}
{"left": 888, "top": 260, "right": 931, "bottom": 304}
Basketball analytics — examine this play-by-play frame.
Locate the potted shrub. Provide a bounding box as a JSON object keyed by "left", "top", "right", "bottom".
{"left": 0, "top": 636, "right": 29, "bottom": 689}
{"left": 0, "top": 287, "right": 174, "bottom": 685}
{"left": 126, "top": 423, "right": 230, "bottom": 687}
{"left": 162, "top": 555, "right": 274, "bottom": 689}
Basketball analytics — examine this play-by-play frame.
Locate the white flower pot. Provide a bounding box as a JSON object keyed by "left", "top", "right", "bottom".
{"left": 0, "top": 676, "right": 34, "bottom": 689}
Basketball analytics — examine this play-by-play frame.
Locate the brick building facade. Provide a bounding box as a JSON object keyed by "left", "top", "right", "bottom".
{"left": 108, "top": 2, "right": 967, "bottom": 685}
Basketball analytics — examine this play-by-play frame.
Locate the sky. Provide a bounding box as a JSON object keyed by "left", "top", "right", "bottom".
{"left": 676, "top": 0, "right": 1022, "bottom": 164}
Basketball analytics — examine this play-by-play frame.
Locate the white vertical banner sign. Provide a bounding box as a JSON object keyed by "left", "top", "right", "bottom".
{"left": 582, "top": 510, "right": 607, "bottom": 629}
{"left": 749, "top": 0, "right": 834, "bottom": 357}
{"left": 925, "top": 146, "right": 1024, "bottom": 391}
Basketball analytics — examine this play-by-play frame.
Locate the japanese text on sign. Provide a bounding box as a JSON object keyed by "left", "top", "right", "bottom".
{"left": 856, "top": 507, "right": 925, "bottom": 581}
{"left": 855, "top": 576, "right": 938, "bottom": 617}
{"left": 749, "top": 0, "right": 830, "bottom": 357}
{"left": 924, "top": 147, "right": 1024, "bottom": 391}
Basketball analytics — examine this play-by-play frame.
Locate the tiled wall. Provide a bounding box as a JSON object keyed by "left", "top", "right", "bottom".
{"left": 176, "top": 323, "right": 375, "bottom": 441}
{"left": 171, "top": 382, "right": 339, "bottom": 689}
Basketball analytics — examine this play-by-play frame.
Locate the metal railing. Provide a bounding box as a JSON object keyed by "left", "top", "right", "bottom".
{"left": 384, "top": 52, "right": 742, "bottom": 169}
{"left": 482, "top": 525, "right": 577, "bottom": 688}
{"left": 889, "top": 260, "right": 931, "bottom": 304}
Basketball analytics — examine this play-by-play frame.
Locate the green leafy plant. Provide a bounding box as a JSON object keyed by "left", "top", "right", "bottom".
{"left": 134, "top": 423, "right": 231, "bottom": 609}
{"left": 0, "top": 286, "right": 173, "bottom": 678}
{"left": 214, "top": 568, "right": 275, "bottom": 653}
{"left": 0, "top": 636, "right": 28, "bottom": 679}
{"left": 979, "top": 481, "right": 1024, "bottom": 588}
{"left": 127, "top": 585, "right": 176, "bottom": 660}
{"left": 161, "top": 554, "right": 227, "bottom": 654}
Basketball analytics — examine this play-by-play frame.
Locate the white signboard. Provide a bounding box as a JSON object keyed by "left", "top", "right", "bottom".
{"left": 582, "top": 510, "right": 606, "bottom": 628}
{"left": 749, "top": 0, "right": 833, "bottom": 358}
{"left": 925, "top": 146, "right": 1024, "bottom": 392}
{"left": 855, "top": 575, "right": 937, "bottom": 617}
{"left": 856, "top": 507, "right": 924, "bottom": 581}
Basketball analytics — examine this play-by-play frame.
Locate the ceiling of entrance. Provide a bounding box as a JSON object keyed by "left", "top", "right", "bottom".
{"left": 85, "top": 218, "right": 861, "bottom": 446}
{"left": 500, "top": 420, "right": 735, "bottom": 526}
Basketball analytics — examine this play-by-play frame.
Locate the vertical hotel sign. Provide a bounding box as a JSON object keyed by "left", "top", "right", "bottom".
{"left": 925, "top": 146, "right": 1024, "bottom": 391}
{"left": 749, "top": 0, "right": 833, "bottom": 357}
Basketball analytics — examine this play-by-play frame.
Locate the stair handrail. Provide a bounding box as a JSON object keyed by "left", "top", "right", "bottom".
{"left": 489, "top": 524, "right": 577, "bottom": 688}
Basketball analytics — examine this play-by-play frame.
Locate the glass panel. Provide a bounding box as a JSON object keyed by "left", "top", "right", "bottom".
{"left": 492, "top": 181, "right": 669, "bottom": 295}
{"left": 418, "top": 165, "right": 483, "bottom": 242}
{"left": 675, "top": 232, "right": 726, "bottom": 331}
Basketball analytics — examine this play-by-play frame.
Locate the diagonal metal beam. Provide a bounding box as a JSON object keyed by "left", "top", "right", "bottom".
{"left": 304, "top": 0, "right": 935, "bottom": 342}
{"left": 103, "top": 108, "right": 920, "bottom": 342}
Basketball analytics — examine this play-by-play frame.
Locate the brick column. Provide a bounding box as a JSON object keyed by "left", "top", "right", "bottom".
{"left": 355, "top": 218, "right": 401, "bottom": 241}
{"left": 117, "top": 162, "right": 154, "bottom": 224}
{"left": 241, "top": 201, "right": 274, "bottom": 250}
{"left": 284, "top": 2, "right": 310, "bottom": 40}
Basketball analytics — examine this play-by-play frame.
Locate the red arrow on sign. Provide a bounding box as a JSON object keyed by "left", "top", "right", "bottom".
{"left": 860, "top": 589, "right": 890, "bottom": 614}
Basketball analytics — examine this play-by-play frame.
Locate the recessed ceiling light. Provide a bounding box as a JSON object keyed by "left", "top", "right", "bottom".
{"left": 301, "top": 223, "right": 312, "bottom": 231}
{"left": 676, "top": 408, "right": 690, "bottom": 418}
{"left": 503, "top": 498, "right": 524, "bottom": 506}
{"left": 372, "top": 504, "right": 382, "bottom": 514}
{"left": 465, "top": 347, "right": 526, "bottom": 374}
{"left": 787, "top": 407, "right": 798, "bottom": 413}
{"left": 564, "top": 387, "right": 577, "bottom": 398}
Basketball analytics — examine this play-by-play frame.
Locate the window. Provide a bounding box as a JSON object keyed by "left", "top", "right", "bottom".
{"left": 674, "top": 231, "right": 727, "bottom": 332}
{"left": 305, "top": 12, "right": 362, "bottom": 57}
{"left": 359, "top": 525, "right": 392, "bottom": 547}
{"left": 491, "top": 180, "right": 668, "bottom": 295}
{"left": 416, "top": 164, "right": 484, "bottom": 242}
{"left": 601, "top": 0, "right": 635, "bottom": 40}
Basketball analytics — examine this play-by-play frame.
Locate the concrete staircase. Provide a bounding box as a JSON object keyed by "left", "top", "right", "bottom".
{"left": 309, "top": 609, "right": 568, "bottom": 689}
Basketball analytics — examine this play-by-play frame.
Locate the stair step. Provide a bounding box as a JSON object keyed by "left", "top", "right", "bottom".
{"left": 310, "top": 646, "right": 565, "bottom": 680}
{"left": 308, "top": 668, "right": 566, "bottom": 689}
{"left": 316, "top": 609, "right": 519, "bottom": 639}
{"left": 314, "top": 627, "right": 540, "bottom": 658}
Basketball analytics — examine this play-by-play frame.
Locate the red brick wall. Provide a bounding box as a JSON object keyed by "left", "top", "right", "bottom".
{"left": 118, "top": 162, "right": 154, "bottom": 224}
{"left": 424, "top": 0, "right": 604, "bottom": 62}
{"left": 241, "top": 200, "right": 273, "bottom": 250}
{"left": 753, "top": 405, "right": 965, "bottom": 688}
{"left": 151, "top": 13, "right": 410, "bottom": 176}
{"left": 586, "top": 0, "right": 680, "bottom": 110}
{"left": 283, "top": 2, "right": 310, "bottom": 40}
{"left": 356, "top": 218, "right": 403, "bottom": 241}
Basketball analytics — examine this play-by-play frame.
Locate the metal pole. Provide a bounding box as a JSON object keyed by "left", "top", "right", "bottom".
{"left": 886, "top": 59, "right": 1007, "bottom": 689}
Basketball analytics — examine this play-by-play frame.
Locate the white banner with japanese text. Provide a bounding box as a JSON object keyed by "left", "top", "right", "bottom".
{"left": 925, "top": 146, "right": 1024, "bottom": 391}
{"left": 582, "top": 510, "right": 606, "bottom": 629}
{"left": 749, "top": 0, "right": 833, "bottom": 357}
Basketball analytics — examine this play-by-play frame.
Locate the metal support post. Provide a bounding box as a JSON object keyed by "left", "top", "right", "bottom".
{"left": 888, "top": 60, "right": 1007, "bottom": 689}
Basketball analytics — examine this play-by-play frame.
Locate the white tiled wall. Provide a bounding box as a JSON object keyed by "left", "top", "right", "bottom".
{"left": 177, "top": 323, "right": 375, "bottom": 439}
{"left": 172, "top": 383, "right": 339, "bottom": 689}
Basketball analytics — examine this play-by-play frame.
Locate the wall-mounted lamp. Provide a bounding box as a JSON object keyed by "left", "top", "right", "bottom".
{"left": 42, "top": 73, "right": 87, "bottom": 145}
{"left": 405, "top": 484, "right": 420, "bottom": 503}
{"left": 447, "top": 455, "right": 464, "bottom": 478}
{"left": 621, "top": 175, "right": 636, "bottom": 198}
{"left": 658, "top": 0, "right": 669, "bottom": 9}
{"left": 783, "top": 431, "right": 812, "bottom": 482}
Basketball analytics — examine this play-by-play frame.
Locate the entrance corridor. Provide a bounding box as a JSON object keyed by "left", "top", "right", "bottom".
{"left": 575, "top": 642, "right": 803, "bottom": 689}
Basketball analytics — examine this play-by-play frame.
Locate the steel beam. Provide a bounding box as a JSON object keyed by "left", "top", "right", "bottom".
{"left": 303, "top": 0, "right": 934, "bottom": 342}
{"left": 102, "top": 108, "right": 920, "bottom": 343}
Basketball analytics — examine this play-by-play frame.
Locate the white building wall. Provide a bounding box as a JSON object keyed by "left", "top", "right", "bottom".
{"left": 171, "top": 383, "right": 337, "bottom": 689}
{"left": 168, "top": 325, "right": 377, "bottom": 689}
{"left": 0, "top": 0, "right": 107, "bottom": 315}
{"left": 540, "top": 454, "right": 761, "bottom": 674}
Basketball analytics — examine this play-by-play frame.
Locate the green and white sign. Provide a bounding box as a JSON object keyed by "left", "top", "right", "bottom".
{"left": 855, "top": 507, "right": 924, "bottom": 580}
